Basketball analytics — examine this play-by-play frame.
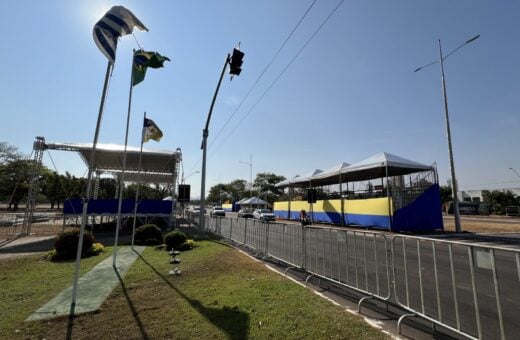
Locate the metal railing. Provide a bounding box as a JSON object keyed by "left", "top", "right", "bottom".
{"left": 188, "top": 214, "right": 520, "bottom": 339}
{"left": 392, "top": 235, "right": 519, "bottom": 340}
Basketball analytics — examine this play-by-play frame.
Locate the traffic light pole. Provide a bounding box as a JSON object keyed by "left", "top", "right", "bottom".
{"left": 200, "top": 54, "right": 230, "bottom": 230}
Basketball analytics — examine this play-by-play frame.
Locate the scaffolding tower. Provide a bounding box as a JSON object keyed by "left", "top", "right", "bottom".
{"left": 22, "top": 136, "right": 46, "bottom": 235}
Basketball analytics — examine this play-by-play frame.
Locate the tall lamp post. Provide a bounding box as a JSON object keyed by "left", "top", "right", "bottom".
{"left": 240, "top": 153, "right": 253, "bottom": 198}
{"left": 199, "top": 46, "right": 244, "bottom": 229}
{"left": 509, "top": 167, "right": 520, "bottom": 181}
{"left": 182, "top": 170, "right": 200, "bottom": 185}
{"left": 414, "top": 34, "right": 480, "bottom": 233}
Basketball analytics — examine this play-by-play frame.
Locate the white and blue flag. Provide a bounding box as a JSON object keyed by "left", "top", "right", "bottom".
{"left": 93, "top": 6, "right": 148, "bottom": 64}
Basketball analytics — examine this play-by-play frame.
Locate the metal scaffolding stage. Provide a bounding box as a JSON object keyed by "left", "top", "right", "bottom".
{"left": 22, "top": 137, "right": 182, "bottom": 233}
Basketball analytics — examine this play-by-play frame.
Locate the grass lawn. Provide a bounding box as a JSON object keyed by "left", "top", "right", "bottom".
{"left": 1, "top": 238, "right": 388, "bottom": 339}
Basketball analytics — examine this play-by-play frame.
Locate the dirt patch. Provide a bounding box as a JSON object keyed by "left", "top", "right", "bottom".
{"left": 443, "top": 216, "right": 520, "bottom": 233}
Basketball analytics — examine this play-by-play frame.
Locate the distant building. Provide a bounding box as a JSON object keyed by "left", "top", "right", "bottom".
{"left": 458, "top": 188, "right": 520, "bottom": 203}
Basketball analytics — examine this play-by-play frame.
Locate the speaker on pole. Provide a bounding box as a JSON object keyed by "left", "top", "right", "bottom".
{"left": 178, "top": 184, "right": 190, "bottom": 202}
{"left": 307, "top": 188, "right": 317, "bottom": 203}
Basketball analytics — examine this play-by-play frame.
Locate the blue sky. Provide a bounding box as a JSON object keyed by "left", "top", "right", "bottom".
{"left": 1, "top": 1, "right": 519, "bottom": 198}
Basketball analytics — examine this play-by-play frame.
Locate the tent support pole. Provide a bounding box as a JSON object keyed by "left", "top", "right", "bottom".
{"left": 339, "top": 173, "right": 344, "bottom": 227}
{"left": 386, "top": 165, "right": 393, "bottom": 231}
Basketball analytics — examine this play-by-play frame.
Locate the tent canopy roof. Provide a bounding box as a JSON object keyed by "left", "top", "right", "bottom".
{"left": 240, "top": 197, "right": 269, "bottom": 205}
{"left": 340, "top": 152, "right": 432, "bottom": 182}
{"left": 286, "top": 169, "right": 323, "bottom": 187}
{"left": 276, "top": 152, "right": 433, "bottom": 188}
{"left": 45, "top": 142, "right": 181, "bottom": 184}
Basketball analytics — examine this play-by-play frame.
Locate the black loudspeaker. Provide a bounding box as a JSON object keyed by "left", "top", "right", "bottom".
{"left": 307, "top": 188, "right": 317, "bottom": 203}
{"left": 178, "top": 184, "right": 190, "bottom": 202}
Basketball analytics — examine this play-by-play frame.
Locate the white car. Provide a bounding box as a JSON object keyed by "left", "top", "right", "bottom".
{"left": 210, "top": 207, "right": 226, "bottom": 217}
{"left": 253, "top": 208, "right": 276, "bottom": 222}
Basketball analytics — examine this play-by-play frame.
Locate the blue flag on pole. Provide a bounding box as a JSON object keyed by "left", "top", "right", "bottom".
{"left": 93, "top": 6, "right": 148, "bottom": 64}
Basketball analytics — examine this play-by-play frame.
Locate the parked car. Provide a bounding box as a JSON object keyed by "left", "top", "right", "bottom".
{"left": 253, "top": 208, "right": 276, "bottom": 222}
{"left": 237, "top": 208, "right": 254, "bottom": 218}
{"left": 210, "top": 206, "right": 226, "bottom": 217}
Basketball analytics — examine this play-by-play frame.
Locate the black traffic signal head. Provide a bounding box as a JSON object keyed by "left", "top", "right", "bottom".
{"left": 229, "top": 48, "right": 244, "bottom": 76}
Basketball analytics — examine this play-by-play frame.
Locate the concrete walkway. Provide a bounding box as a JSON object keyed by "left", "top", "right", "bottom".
{"left": 27, "top": 245, "right": 146, "bottom": 321}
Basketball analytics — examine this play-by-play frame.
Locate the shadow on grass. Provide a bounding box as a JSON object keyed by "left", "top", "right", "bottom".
{"left": 114, "top": 268, "right": 150, "bottom": 340}
{"left": 135, "top": 250, "right": 249, "bottom": 340}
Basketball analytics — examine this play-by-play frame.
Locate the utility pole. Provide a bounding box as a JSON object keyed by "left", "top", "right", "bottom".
{"left": 414, "top": 34, "right": 480, "bottom": 233}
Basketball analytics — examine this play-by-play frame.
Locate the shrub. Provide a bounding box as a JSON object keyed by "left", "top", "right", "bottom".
{"left": 179, "top": 239, "right": 196, "bottom": 251}
{"left": 164, "top": 230, "right": 187, "bottom": 250}
{"left": 86, "top": 242, "right": 105, "bottom": 256}
{"left": 53, "top": 230, "right": 96, "bottom": 260}
{"left": 134, "top": 224, "right": 163, "bottom": 245}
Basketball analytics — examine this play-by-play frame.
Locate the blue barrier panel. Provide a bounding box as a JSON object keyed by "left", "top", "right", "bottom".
{"left": 392, "top": 184, "right": 444, "bottom": 232}
{"left": 64, "top": 199, "right": 174, "bottom": 215}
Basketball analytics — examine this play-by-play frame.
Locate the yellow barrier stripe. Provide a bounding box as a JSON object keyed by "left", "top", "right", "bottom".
{"left": 274, "top": 198, "right": 392, "bottom": 217}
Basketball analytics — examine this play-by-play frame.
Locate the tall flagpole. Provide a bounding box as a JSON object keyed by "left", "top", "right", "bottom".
{"left": 69, "top": 60, "right": 113, "bottom": 317}
{"left": 131, "top": 112, "right": 146, "bottom": 248}
{"left": 113, "top": 51, "right": 135, "bottom": 267}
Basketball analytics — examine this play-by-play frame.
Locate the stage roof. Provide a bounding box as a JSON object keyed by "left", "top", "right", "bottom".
{"left": 45, "top": 142, "right": 181, "bottom": 184}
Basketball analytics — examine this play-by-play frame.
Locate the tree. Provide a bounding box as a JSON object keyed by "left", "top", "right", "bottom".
{"left": 207, "top": 183, "right": 230, "bottom": 204}
{"left": 439, "top": 185, "right": 452, "bottom": 204}
{"left": 253, "top": 172, "right": 286, "bottom": 204}
{"left": 0, "top": 159, "right": 42, "bottom": 211}
{"left": 40, "top": 170, "right": 64, "bottom": 209}
{"left": 228, "top": 179, "right": 249, "bottom": 200}
{"left": 0, "top": 141, "right": 20, "bottom": 164}
{"left": 124, "top": 183, "right": 157, "bottom": 199}
{"left": 482, "top": 190, "right": 519, "bottom": 215}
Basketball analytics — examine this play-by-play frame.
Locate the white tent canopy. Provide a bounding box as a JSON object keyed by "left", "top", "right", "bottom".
{"left": 309, "top": 162, "right": 350, "bottom": 186}
{"left": 240, "top": 197, "right": 269, "bottom": 206}
{"left": 276, "top": 152, "right": 433, "bottom": 188}
{"left": 275, "top": 175, "right": 301, "bottom": 188}
{"left": 284, "top": 169, "right": 323, "bottom": 187}
{"left": 339, "top": 152, "right": 432, "bottom": 182}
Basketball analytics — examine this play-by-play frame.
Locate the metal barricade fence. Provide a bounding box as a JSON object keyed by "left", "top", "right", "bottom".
{"left": 304, "top": 226, "right": 391, "bottom": 303}
{"left": 267, "top": 222, "right": 303, "bottom": 268}
{"left": 392, "top": 235, "right": 520, "bottom": 340}
{"left": 202, "top": 216, "right": 520, "bottom": 339}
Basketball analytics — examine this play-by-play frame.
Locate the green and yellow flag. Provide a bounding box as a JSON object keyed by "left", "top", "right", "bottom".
{"left": 132, "top": 50, "right": 170, "bottom": 86}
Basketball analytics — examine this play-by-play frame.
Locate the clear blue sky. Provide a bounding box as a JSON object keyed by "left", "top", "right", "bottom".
{"left": 1, "top": 1, "right": 519, "bottom": 198}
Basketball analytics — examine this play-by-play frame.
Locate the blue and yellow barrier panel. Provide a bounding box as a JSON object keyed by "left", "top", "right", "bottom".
{"left": 274, "top": 198, "right": 392, "bottom": 229}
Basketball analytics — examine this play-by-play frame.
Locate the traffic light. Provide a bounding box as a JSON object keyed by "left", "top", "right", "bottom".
{"left": 229, "top": 48, "right": 244, "bottom": 76}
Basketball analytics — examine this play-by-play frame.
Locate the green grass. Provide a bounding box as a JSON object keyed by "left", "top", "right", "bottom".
{"left": 0, "top": 249, "right": 113, "bottom": 338}
{"left": 2, "top": 240, "right": 388, "bottom": 339}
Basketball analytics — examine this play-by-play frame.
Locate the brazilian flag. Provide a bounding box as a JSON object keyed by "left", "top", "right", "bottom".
{"left": 132, "top": 50, "right": 170, "bottom": 86}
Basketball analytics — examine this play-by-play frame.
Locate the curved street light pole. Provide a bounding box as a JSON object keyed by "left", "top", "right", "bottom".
{"left": 509, "top": 167, "right": 520, "bottom": 180}
{"left": 438, "top": 39, "right": 462, "bottom": 233}
{"left": 240, "top": 153, "right": 253, "bottom": 197}
{"left": 415, "top": 34, "right": 480, "bottom": 233}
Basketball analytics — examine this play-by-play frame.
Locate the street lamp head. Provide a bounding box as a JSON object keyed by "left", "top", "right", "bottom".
{"left": 465, "top": 34, "right": 480, "bottom": 44}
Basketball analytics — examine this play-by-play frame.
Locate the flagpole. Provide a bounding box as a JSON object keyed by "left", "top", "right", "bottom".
{"left": 113, "top": 51, "right": 136, "bottom": 267}
{"left": 69, "top": 60, "right": 113, "bottom": 318}
{"left": 131, "top": 112, "right": 146, "bottom": 248}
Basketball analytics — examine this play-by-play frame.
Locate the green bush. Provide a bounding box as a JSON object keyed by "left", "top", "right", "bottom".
{"left": 85, "top": 242, "right": 105, "bottom": 256}
{"left": 179, "top": 239, "right": 196, "bottom": 251}
{"left": 164, "top": 230, "right": 187, "bottom": 250}
{"left": 52, "top": 230, "right": 96, "bottom": 260}
{"left": 134, "top": 224, "right": 163, "bottom": 245}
